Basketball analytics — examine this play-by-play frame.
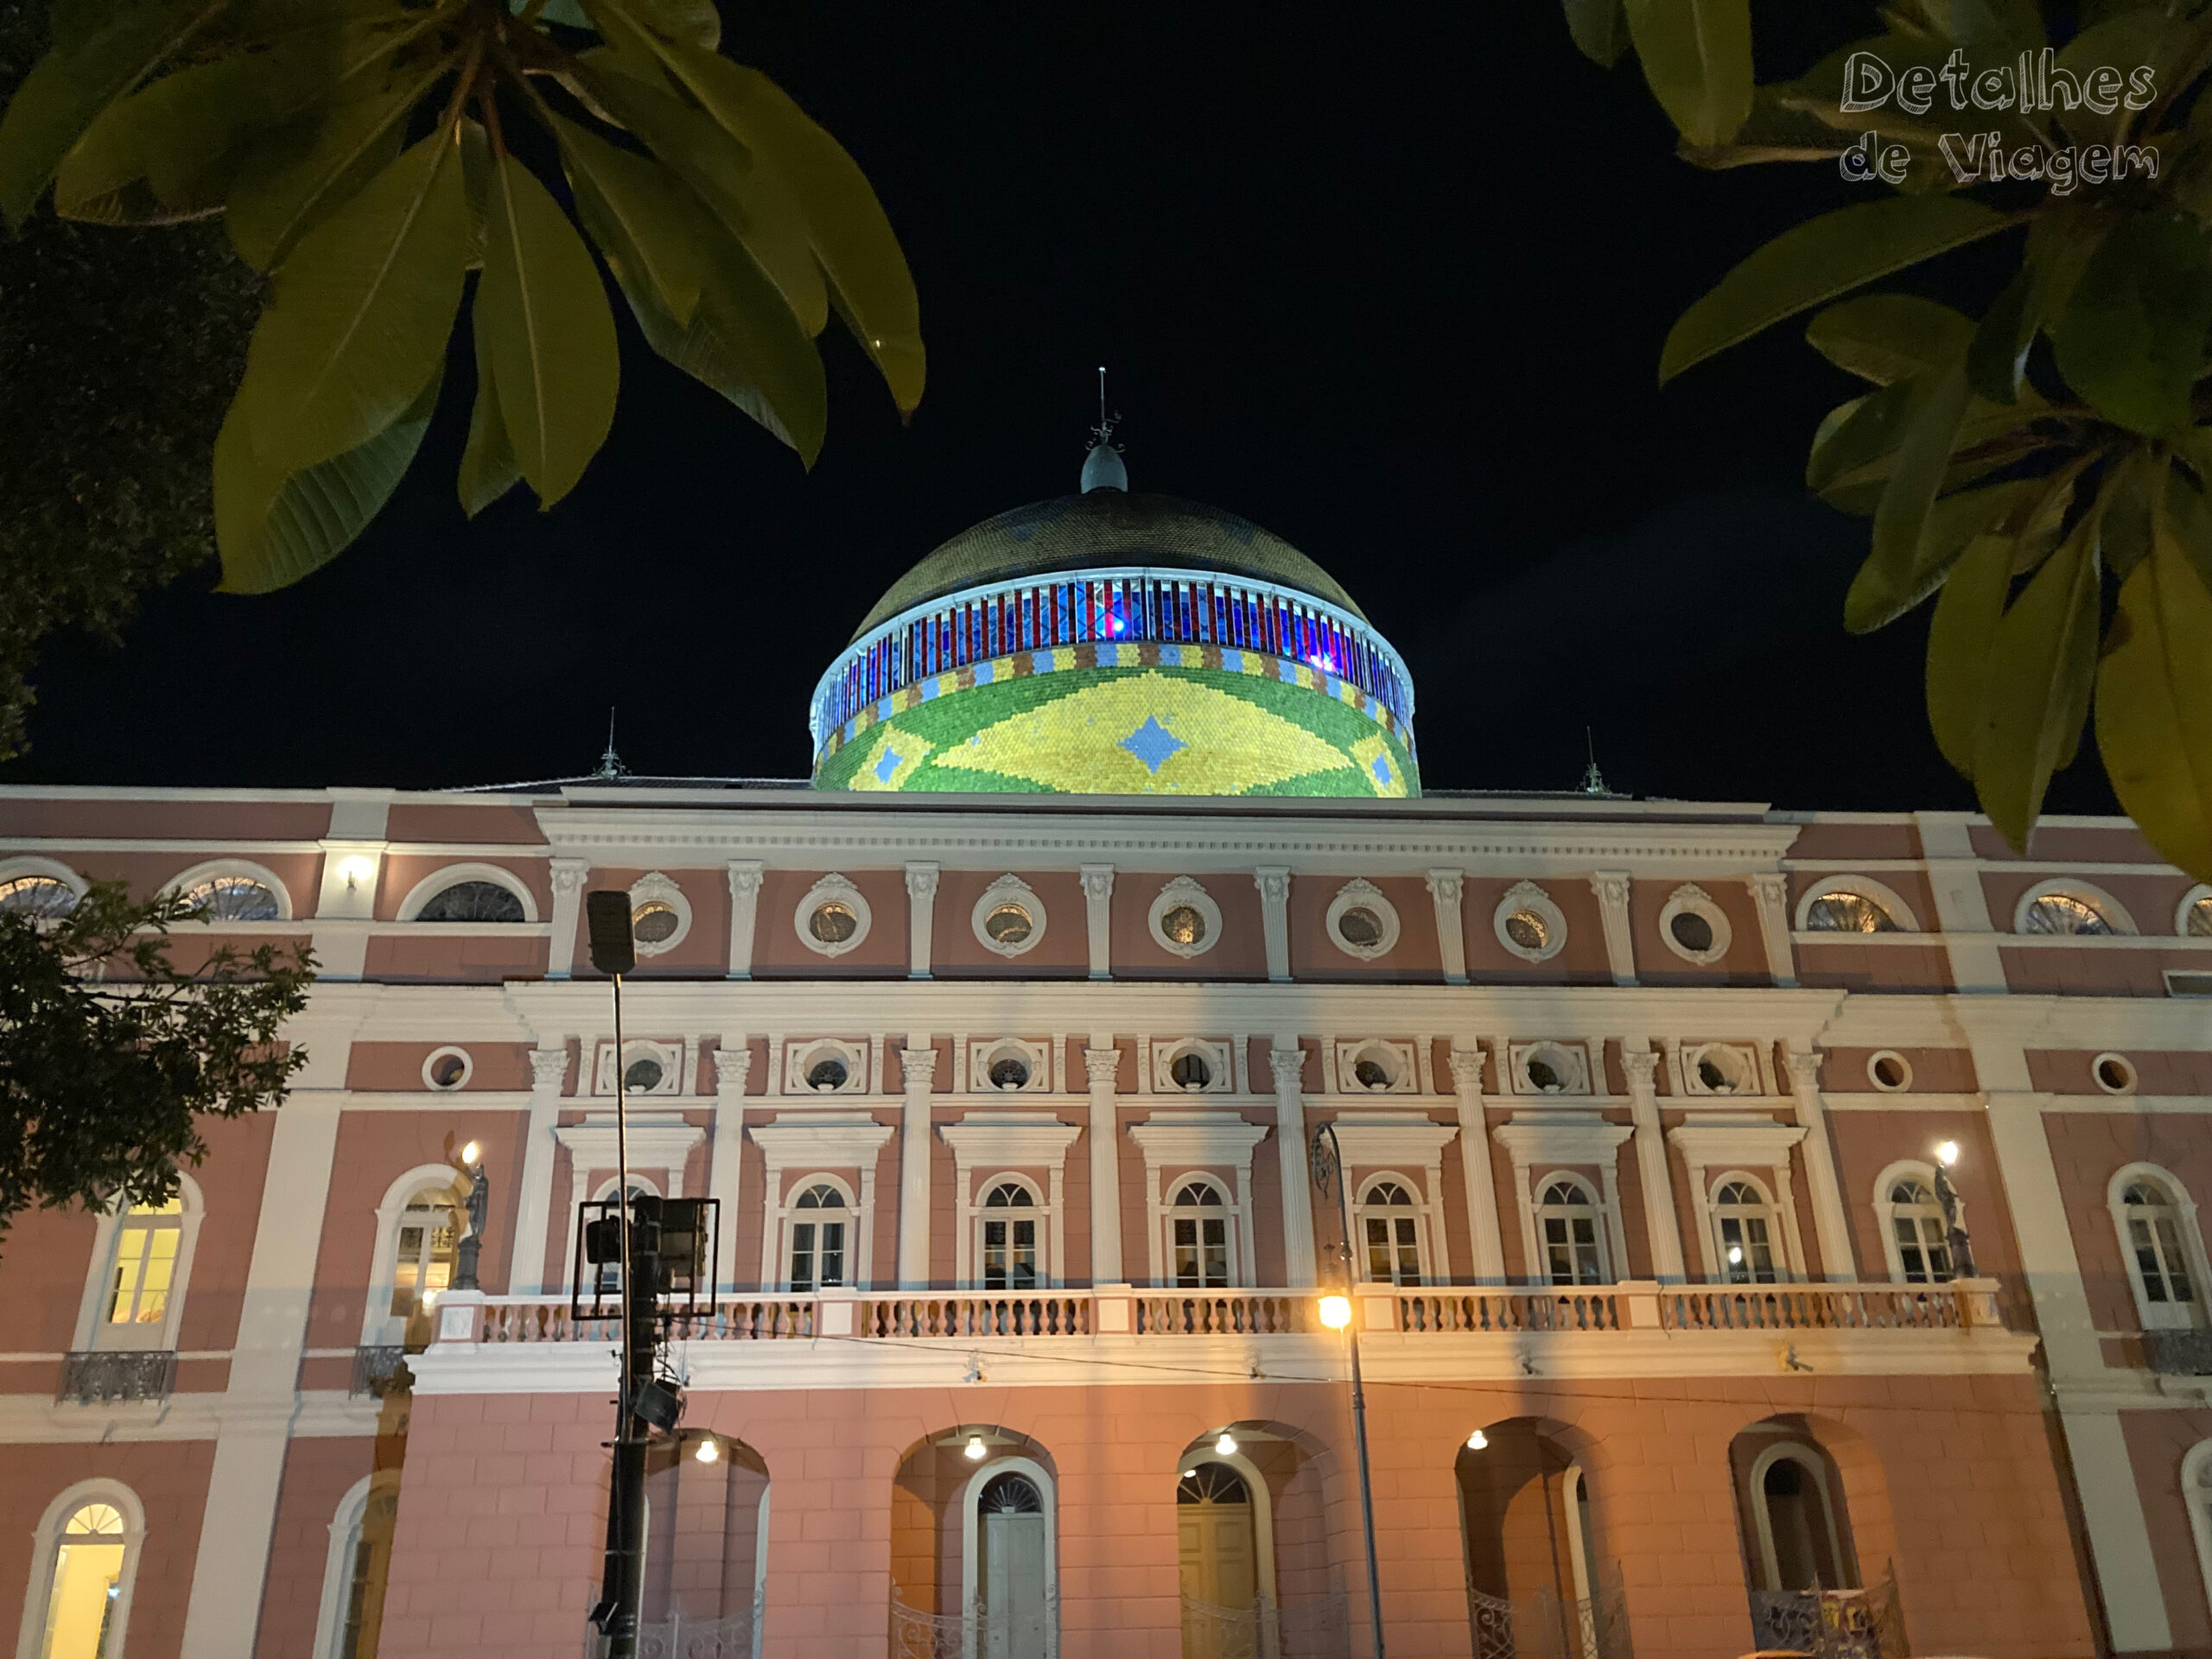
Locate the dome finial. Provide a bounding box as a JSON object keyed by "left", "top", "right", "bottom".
{"left": 1081, "top": 365, "right": 1127, "bottom": 493}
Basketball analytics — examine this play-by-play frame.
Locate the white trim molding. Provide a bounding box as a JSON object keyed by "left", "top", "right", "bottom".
{"left": 785, "top": 1038, "right": 868, "bottom": 1096}
{"left": 1793, "top": 874, "right": 1922, "bottom": 933}
{"left": 2012, "top": 877, "right": 2138, "bottom": 936}
{"left": 1334, "top": 1039, "right": 1419, "bottom": 1096}
{"left": 626, "top": 871, "right": 693, "bottom": 957}
{"left": 422, "top": 1046, "right": 473, "bottom": 1092}
{"left": 1148, "top": 876, "right": 1223, "bottom": 959}
{"left": 395, "top": 861, "right": 538, "bottom": 923}
{"left": 16, "top": 1478, "right": 147, "bottom": 1659}
{"left": 1510, "top": 1039, "right": 1592, "bottom": 1097}
{"left": 1658, "top": 884, "right": 1732, "bottom": 966}
{"left": 310, "top": 1475, "right": 377, "bottom": 1659}
{"left": 1154, "top": 1038, "right": 1234, "bottom": 1096}
{"left": 163, "top": 856, "right": 296, "bottom": 921}
{"left": 941, "top": 1115, "right": 1083, "bottom": 1288}
{"left": 972, "top": 1038, "right": 1052, "bottom": 1095}
{"left": 1329, "top": 1115, "right": 1459, "bottom": 1282}
{"left": 1494, "top": 880, "right": 1567, "bottom": 963}
{"left": 2177, "top": 884, "right": 2212, "bottom": 938}
{"left": 1325, "top": 879, "right": 1401, "bottom": 962}
{"left": 795, "top": 873, "right": 873, "bottom": 957}
{"left": 1668, "top": 1116, "right": 1808, "bottom": 1283}
{"left": 972, "top": 874, "right": 1048, "bottom": 958}
{"left": 749, "top": 1115, "right": 894, "bottom": 1293}
{"left": 72, "top": 1174, "right": 206, "bottom": 1355}
{"left": 1491, "top": 1112, "right": 1633, "bottom": 1287}
{"left": 2183, "top": 1439, "right": 2212, "bottom": 1630}
{"left": 2107, "top": 1162, "right": 2212, "bottom": 1332}
{"left": 1128, "top": 1112, "right": 1270, "bottom": 1289}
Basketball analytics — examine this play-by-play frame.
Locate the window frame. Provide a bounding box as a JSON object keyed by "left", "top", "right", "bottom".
{"left": 1657, "top": 883, "right": 1733, "bottom": 965}
{"left": 1325, "top": 879, "right": 1402, "bottom": 962}
{"left": 2184, "top": 1439, "right": 2212, "bottom": 1634}
{"left": 975, "top": 1175, "right": 1047, "bottom": 1294}
{"left": 1533, "top": 1173, "right": 1613, "bottom": 1287}
{"left": 360, "top": 1165, "right": 468, "bottom": 1348}
{"left": 1792, "top": 874, "right": 1920, "bottom": 934}
{"left": 1147, "top": 876, "right": 1223, "bottom": 960}
{"left": 164, "top": 857, "right": 293, "bottom": 923}
{"left": 2177, "top": 884, "right": 2212, "bottom": 938}
{"left": 1355, "top": 1174, "right": 1430, "bottom": 1287}
{"left": 2109, "top": 1164, "right": 2211, "bottom": 1332}
{"left": 958, "top": 1454, "right": 1058, "bottom": 1654}
{"left": 1493, "top": 880, "right": 1567, "bottom": 963}
{"left": 311, "top": 1475, "right": 378, "bottom": 1659}
{"left": 73, "top": 1177, "right": 203, "bottom": 1355}
{"left": 395, "top": 862, "right": 538, "bottom": 924}
{"left": 1165, "top": 1177, "right": 1239, "bottom": 1290}
{"left": 0, "top": 856, "right": 87, "bottom": 923}
{"left": 780, "top": 1176, "right": 855, "bottom": 1294}
{"left": 1708, "top": 1172, "right": 1785, "bottom": 1286}
{"left": 972, "top": 874, "right": 1047, "bottom": 959}
{"left": 15, "top": 1480, "right": 146, "bottom": 1659}
{"left": 1872, "top": 1160, "right": 1955, "bottom": 1286}
{"left": 2011, "top": 878, "right": 2136, "bottom": 937}
{"left": 792, "top": 873, "right": 872, "bottom": 958}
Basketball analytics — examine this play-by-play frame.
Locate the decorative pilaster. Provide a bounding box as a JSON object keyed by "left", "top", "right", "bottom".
{"left": 1590, "top": 872, "right": 1637, "bottom": 987}
{"left": 725, "top": 861, "right": 763, "bottom": 979}
{"left": 905, "top": 862, "right": 938, "bottom": 979}
{"left": 1623, "top": 1046, "right": 1686, "bottom": 1281}
{"left": 1426, "top": 869, "right": 1468, "bottom": 984}
{"left": 1270, "top": 1046, "right": 1318, "bottom": 1286}
{"left": 1255, "top": 868, "right": 1292, "bottom": 982}
{"left": 547, "top": 858, "right": 589, "bottom": 979}
{"left": 1783, "top": 1048, "right": 1857, "bottom": 1281}
{"left": 1084, "top": 1046, "right": 1124, "bottom": 1282}
{"left": 1449, "top": 1046, "right": 1505, "bottom": 1281}
{"left": 898, "top": 1043, "right": 938, "bottom": 1287}
{"left": 1748, "top": 873, "right": 1798, "bottom": 987}
{"left": 710, "top": 1043, "right": 754, "bottom": 1291}
{"left": 507, "top": 1046, "right": 571, "bottom": 1294}
{"left": 1080, "top": 866, "right": 1115, "bottom": 980}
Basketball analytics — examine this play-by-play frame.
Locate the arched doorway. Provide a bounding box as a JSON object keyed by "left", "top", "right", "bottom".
{"left": 1459, "top": 1421, "right": 1621, "bottom": 1659}
{"left": 973, "top": 1466, "right": 1052, "bottom": 1658}
{"left": 640, "top": 1433, "right": 770, "bottom": 1656}
{"left": 1179, "top": 1463, "right": 1259, "bottom": 1612}
{"left": 889, "top": 1427, "right": 1059, "bottom": 1656}
{"left": 1731, "top": 1418, "right": 1904, "bottom": 1656}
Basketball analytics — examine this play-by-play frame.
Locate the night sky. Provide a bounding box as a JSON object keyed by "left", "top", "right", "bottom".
{"left": 0, "top": 4, "right": 2123, "bottom": 816}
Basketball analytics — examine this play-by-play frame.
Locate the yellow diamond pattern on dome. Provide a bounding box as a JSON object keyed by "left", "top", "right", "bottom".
{"left": 850, "top": 727, "right": 934, "bottom": 791}
{"left": 1351, "top": 734, "right": 1408, "bottom": 798}
{"left": 934, "top": 671, "right": 1350, "bottom": 795}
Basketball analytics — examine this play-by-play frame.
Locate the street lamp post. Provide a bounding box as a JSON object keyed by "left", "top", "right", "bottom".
{"left": 1310, "top": 1121, "right": 1386, "bottom": 1659}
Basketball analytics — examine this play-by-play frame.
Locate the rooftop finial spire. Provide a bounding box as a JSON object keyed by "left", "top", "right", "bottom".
{"left": 1580, "top": 727, "right": 1610, "bottom": 797}
{"left": 1081, "top": 365, "right": 1128, "bottom": 493}
{"left": 595, "top": 708, "right": 628, "bottom": 779}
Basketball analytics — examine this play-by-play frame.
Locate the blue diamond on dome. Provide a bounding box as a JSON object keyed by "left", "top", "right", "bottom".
{"left": 875, "top": 747, "right": 905, "bottom": 783}
{"left": 1370, "top": 753, "right": 1393, "bottom": 785}
{"left": 1119, "top": 715, "right": 1186, "bottom": 774}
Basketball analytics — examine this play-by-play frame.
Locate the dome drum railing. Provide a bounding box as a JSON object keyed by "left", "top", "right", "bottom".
{"left": 810, "top": 567, "right": 1413, "bottom": 754}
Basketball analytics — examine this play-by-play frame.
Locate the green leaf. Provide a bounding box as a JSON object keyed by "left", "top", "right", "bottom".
{"left": 226, "top": 52, "right": 451, "bottom": 270}
{"left": 232, "top": 126, "right": 469, "bottom": 479}
{"left": 1915, "top": 0, "right": 2044, "bottom": 48}
{"left": 2055, "top": 8, "right": 2179, "bottom": 146}
{"left": 674, "top": 55, "right": 925, "bottom": 413}
{"left": 1847, "top": 479, "right": 2028, "bottom": 632}
{"left": 476, "top": 149, "right": 620, "bottom": 507}
{"left": 213, "top": 364, "right": 441, "bottom": 593}
{"left": 1861, "top": 364, "right": 1974, "bottom": 630}
{"left": 2051, "top": 214, "right": 2212, "bottom": 439}
{"left": 2096, "top": 518, "right": 2212, "bottom": 881}
{"left": 2100, "top": 450, "right": 2158, "bottom": 582}
{"left": 1622, "top": 0, "right": 1752, "bottom": 148}
{"left": 550, "top": 111, "right": 704, "bottom": 325}
{"left": 1662, "top": 196, "right": 2019, "bottom": 384}
{"left": 1973, "top": 518, "right": 2101, "bottom": 849}
{"left": 1967, "top": 272, "right": 2033, "bottom": 405}
{"left": 1926, "top": 528, "right": 2014, "bottom": 778}
{"left": 1561, "top": 0, "right": 1631, "bottom": 67}
{"left": 458, "top": 294, "right": 518, "bottom": 518}
{"left": 1806, "top": 295, "right": 1974, "bottom": 388}
{"left": 0, "top": 0, "right": 232, "bottom": 230}
{"left": 1808, "top": 380, "right": 1916, "bottom": 496}
{"left": 573, "top": 14, "right": 827, "bottom": 335}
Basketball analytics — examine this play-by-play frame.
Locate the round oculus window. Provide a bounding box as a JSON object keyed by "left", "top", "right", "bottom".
{"left": 984, "top": 903, "right": 1033, "bottom": 946}
{"left": 1336, "top": 906, "right": 1385, "bottom": 950}
{"left": 1526, "top": 1057, "right": 1564, "bottom": 1092}
{"left": 1503, "top": 910, "right": 1549, "bottom": 953}
{"left": 632, "top": 899, "right": 681, "bottom": 944}
{"left": 1669, "top": 910, "right": 1715, "bottom": 954}
{"left": 623, "top": 1057, "right": 664, "bottom": 1093}
{"left": 428, "top": 1052, "right": 468, "bottom": 1090}
{"left": 1161, "top": 904, "right": 1208, "bottom": 948}
{"left": 1170, "top": 1052, "right": 1212, "bottom": 1090}
{"left": 806, "top": 1058, "right": 849, "bottom": 1090}
{"left": 2189, "top": 895, "right": 2212, "bottom": 938}
{"left": 1353, "top": 1058, "right": 1392, "bottom": 1090}
{"left": 988, "top": 1057, "right": 1031, "bottom": 1090}
{"left": 2094, "top": 1053, "right": 2136, "bottom": 1094}
{"left": 809, "top": 901, "right": 859, "bottom": 945}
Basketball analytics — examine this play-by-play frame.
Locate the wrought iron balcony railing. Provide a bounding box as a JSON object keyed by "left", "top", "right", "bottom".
{"left": 349, "top": 1344, "right": 410, "bottom": 1397}
{"left": 2145, "top": 1328, "right": 2212, "bottom": 1376}
{"left": 57, "top": 1350, "right": 176, "bottom": 1406}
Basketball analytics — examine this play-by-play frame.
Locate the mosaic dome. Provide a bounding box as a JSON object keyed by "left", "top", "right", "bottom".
{"left": 810, "top": 461, "right": 1417, "bottom": 798}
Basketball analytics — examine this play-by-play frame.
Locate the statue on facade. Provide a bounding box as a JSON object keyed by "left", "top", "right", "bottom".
{"left": 454, "top": 1147, "right": 491, "bottom": 1292}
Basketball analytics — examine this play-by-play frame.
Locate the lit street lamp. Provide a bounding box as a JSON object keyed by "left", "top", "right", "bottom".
{"left": 1310, "top": 1121, "right": 1387, "bottom": 1659}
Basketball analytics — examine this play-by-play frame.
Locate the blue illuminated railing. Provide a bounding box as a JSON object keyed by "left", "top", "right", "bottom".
{"left": 813, "top": 569, "right": 1413, "bottom": 751}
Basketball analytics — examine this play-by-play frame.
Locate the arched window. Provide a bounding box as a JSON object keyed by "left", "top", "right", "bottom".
{"left": 416, "top": 880, "right": 525, "bottom": 922}
{"left": 1170, "top": 1182, "right": 1231, "bottom": 1290}
{"left": 786, "top": 1182, "right": 849, "bottom": 1294}
{"left": 980, "top": 1182, "right": 1040, "bottom": 1293}
{"left": 2113, "top": 1168, "right": 2209, "bottom": 1331}
{"left": 1535, "top": 1179, "right": 1610, "bottom": 1286}
{"left": 0, "top": 873, "right": 80, "bottom": 919}
{"left": 1357, "top": 1179, "right": 1426, "bottom": 1287}
{"left": 1877, "top": 1171, "right": 1954, "bottom": 1285}
{"left": 178, "top": 874, "right": 282, "bottom": 921}
{"left": 313, "top": 1477, "right": 399, "bottom": 1659}
{"left": 19, "top": 1484, "right": 144, "bottom": 1659}
{"left": 2183, "top": 1440, "right": 2212, "bottom": 1633}
{"left": 2014, "top": 881, "right": 2132, "bottom": 936}
{"left": 1749, "top": 1446, "right": 1853, "bottom": 1592}
{"left": 100, "top": 1196, "right": 184, "bottom": 1343}
{"left": 1712, "top": 1177, "right": 1782, "bottom": 1285}
{"left": 1803, "top": 891, "right": 1897, "bottom": 932}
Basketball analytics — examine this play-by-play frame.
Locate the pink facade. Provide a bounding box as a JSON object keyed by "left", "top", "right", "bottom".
{"left": 3, "top": 787, "right": 2209, "bottom": 1656}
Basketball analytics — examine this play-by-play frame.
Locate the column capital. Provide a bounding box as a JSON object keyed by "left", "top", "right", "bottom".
{"left": 1268, "top": 1047, "right": 1307, "bottom": 1091}
{"left": 1747, "top": 871, "right": 1790, "bottom": 903}
{"left": 530, "top": 1047, "right": 570, "bottom": 1090}
{"left": 1424, "top": 868, "right": 1465, "bottom": 903}
{"left": 901, "top": 1046, "right": 940, "bottom": 1089}
{"left": 1622, "top": 1047, "right": 1661, "bottom": 1091}
{"left": 1447, "top": 1046, "right": 1487, "bottom": 1093}
{"left": 1589, "top": 870, "right": 1631, "bottom": 907}
{"left": 726, "top": 859, "right": 764, "bottom": 899}
{"left": 1784, "top": 1048, "right": 1824, "bottom": 1092}
{"left": 1079, "top": 863, "right": 1116, "bottom": 899}
{"left": 713, "top": 1046, "right": 756, "bottom": 1092}
{"left": 1253, "top": 865, "right": 1292, "bottom": 904}
{"left": 904, "top": 861, "right": 940, "bottom": 899}
{"left": 1083, "top": 1046, "right": 1122, "bottom": 1087}
{"left": 550, "top": 856, "right": 591, "bottom": 894}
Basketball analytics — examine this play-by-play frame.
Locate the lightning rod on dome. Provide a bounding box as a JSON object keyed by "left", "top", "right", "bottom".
{"left": 594, "top": 708, "right": 629, "bottom": 780}
{"left": 1580, "top": 727, "right": 1611, "bottom": 798}
{"left": 1081, "top": 365, "right": 1128, "bottom": 494}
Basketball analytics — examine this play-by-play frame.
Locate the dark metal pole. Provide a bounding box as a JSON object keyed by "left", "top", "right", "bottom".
{"left": 604, "top": 970, "right": 645, "bottom": 1659}
{"left": 1312, "top": 1121, "right": 1386, "bottom": 1659}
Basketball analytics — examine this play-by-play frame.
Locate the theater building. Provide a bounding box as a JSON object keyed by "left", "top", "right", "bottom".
{"left": 1, "top": 452, "right": 2208, "bottom": 1659}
